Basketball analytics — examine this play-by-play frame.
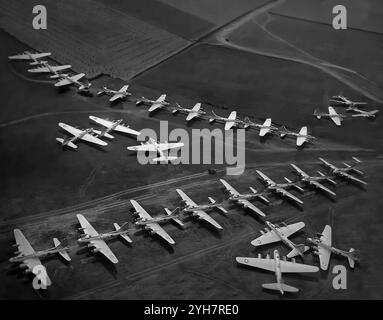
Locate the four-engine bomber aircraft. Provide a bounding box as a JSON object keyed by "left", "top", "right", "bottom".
{"left": 313, "top": 106, "right": 345, "bottom": 126}
{"left": 319, "top": 157, "right": 367, "bottom": 185}
{"left": 28, "top": 62, "right": 72, "bottom": 76}
{"left": 330, "top": 94, "right": 367, "bottom": 108}
{"left": 54, "top": 73, "right": 91, "bottom": 91}
{"left": 172, "top": 103, "right": 206, "bottom": 121}
{"left": 236, "top": 249, "right": 319, "bottom": 294}
{"left": 219, "top": 179, "right": 268, "bottom": 217}
{"left": 77, "top": 214, "right": 132, "bottom": 264}
{"left": 290, "top": 163, "right": 336, "bottom": 197}
{"left": 251, "top": 221, "right": 309, "bottom": 258}
{"left": 243, "top": 117, "right": 278, "bottom": 137}
{"left": 97, "top": 84, "right": 131, "bottom": 102}
{"left": 138, "top": 94, "right": 170, "bottom": 112}
{"left": 308, "top": 225, "right": 359, "bottom": 270}
{"left": 56, "top": 122, "right": 108, "bottom": 149}
{"left": 9, "top": 229, "right": 71, "bottom": 286}
{"left": 176, "top": 189, "right": 226, "bottom": 230}
{"left": 8, "top": 51, "right": 51, "bottom": 65}
{"left": 127, "top": 138, "right": 184, "bottom": 162}
{"left": 256, "top": 170, "right": 304, "bottom": 205}
{"left": 279, "top": 126, "right": 316, "bottom": 147}
{"left": 130, "top": 200, "right": 176, "bottom": 245}
{"left": 349, "top": 107, "right": 379, "bottom": 119}
{"left": 89, "top": 116, "right": 141, "bottom": 138}
{"left": 209, "top": 111, "right": 247, "bottom": 131}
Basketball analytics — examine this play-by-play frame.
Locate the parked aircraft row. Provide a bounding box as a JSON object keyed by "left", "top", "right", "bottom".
{"left": 314, "top": 94, "right": 379, "bottom": 126}
{"left": 9, "top": 51, "right": 92, "bottom": 92}
{"left": 236, "top": 221, "right": 359, "bottom": 294}
{"left": 9, "top": 156, "right": 364, "bottom": 287}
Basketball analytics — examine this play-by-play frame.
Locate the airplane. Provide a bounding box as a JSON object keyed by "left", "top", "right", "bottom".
{"left": 290, "top": 163, "right": 336, "bottom": 197}
{"left": 127, "top": 138, "right": 184, "bottom": 162}
{"left": 130, "top": 200, "right": 177, "bottom": 245}
{"left": 243, "top": 117, "right": 277, "bottom": 137}
{"left": 27, "top": 62, "right": 72, "bottom": 77}
{"left": 89, "top": 116, "right": 141, "bottom": 139}
{"left": 176, "top": 189, "right": 225, "bottom": 230}
{"left": 172, "top": 103, "right": 206, "bottom": 121}
{"left": 8, "top": 51, "right": 51, "bottom": 65}
{"left": 256, "top": 170, "right": 304, "bottom": 205}
{"left": 135, "top": 94, "right": 170, "bottom": 112}
{"left": 330, "top": 94, "right": 367, "bottom": 109}
{"left": 279, "top": 126, "right": 316, "bottom": 147}
{"left": 236, "top": 249, "right": 319, "bottom": 294}
{"left": 313, "top": 106, "right": 345, "bottom": 126}
{"left": 209, "top": 111, "right": 247, "bottom": 131}
{"left": 9, "top": 229, "right": 71, "bottom": 286}
{"left": 77, "top": 214, "right": 132, "bottom": 264}
{"left": 349, "top": 107, "right": 379, "bottom": 119}
{"left": 56, "top": 122, "right": 108, "bottom": 149}
{"left": 54, "top": 73, "right": 91, "bottom": 91}
{"left": 219, "top": 179, "right": 268, "bottom": 217}
{"left": 97, "top": 84, "right": 131, "bottom": 102}
{"left": 318, "top": 157, "right": 367, "bottom": 185}
{"left": 308, "top": 225, "right": 359, "bottom": 270}
{"left": 133, "top": 206, "right": 184, "bottom": 229}
{"left": 251, "top": 221, "right": 309, "bottom": 258}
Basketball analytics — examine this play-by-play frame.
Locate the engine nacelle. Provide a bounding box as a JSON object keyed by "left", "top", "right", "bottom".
{"left": 257, "top": 253, "right": 262, "bottom": 258}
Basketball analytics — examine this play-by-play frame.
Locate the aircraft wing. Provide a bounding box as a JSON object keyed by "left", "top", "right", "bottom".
{"left": 90, "top": 239, "right": 119, "bottom": 264}
{"left": 31, "top": 52, "right": 51, "bottom": 59}
{"left": 55, "top": 73, "right": 85, "bottom": 87}
{"left": 157, "top": 142, "right": 184, "bottom": 151}
{"left": 338, "top": 171, "right": 367, "bottom": 185}
{"left": 290, "top": 164, "right": 309, "bottom": 178}
{"left": 28, "top": 65, "right": 71, "bottom": 73}
{"left": 318, "top": 158, "right": 338, "bottom": 171}
{"left": 114, "top": 125, "right": 140, "bottom": 136}
{"left": 110, "top": 93, "right": 125, "bottom": 102}
{"left": 13, "top": 229, "right": 51, "bottom": 283}
{"left": 186, "top": 112, "right": 198, "bottom": 121}
{"left": 296, "top": 136, "right": 307, "bottom": 147}
{"left": 55, "top": 78, "right": 72, "bottom": 87}
{"left": 148, "top": 94, "right": 167, "bottom": 112}
{"left": 219, "top": 179, "right": 239, "bottom": 196}
{"left": 259, "top": 118, "right": 272, "bottom": 137}
{"left": 127, "top": 144, "right": 157, "bottom": 152}
{"left": 130, "top": 200, "right": 153, "bottom": 220}
{"left": 310, "top": 180, "right": 336, "bottom": 196}
{"left": 251, "top": 222, "right": 305, "bottom": 246}
{"left": 59, "top": 122, "right": 83, "bottom": 137}
{"left": 256, "top": 170, "right": 275, "bottom": 185}
{"left": 146, "top": 222, "right": 175, "bottom": 245}
{"left": 318, "top": 225, "right": 332, "bottom": 270}
{"left": 236, "top": 257, "right": 275, "bottom": 272}
{"left": 77, "top": 214, "right": 99, "bottom": 237}
{"left": 237, "top": 199, "right": 266, "bottom": 217}
{"left": 192, "top": 210, "right": 223, "bottom": 230}
{"left": 80, "top": 133, "right": 108, "bottom": 146}
{"left": 279, "top": 260, "right": 319, "bottom": 273}
{"left": 276, "top": 187, "right": 304, "bottom": 205}
{"left": 119, "top": 85, "right": 129, "bottom": 93}
{"left": 9, "top": 52, "right": 51, "bottom": 60}
{"left": 224, "top": 121, "right": 236, "bottom": 131}
{"left": 176, "top": 189, "right": 197, "bottom": 207}
{"left": 329, "top": 107, "right": 342, "bottom": 126}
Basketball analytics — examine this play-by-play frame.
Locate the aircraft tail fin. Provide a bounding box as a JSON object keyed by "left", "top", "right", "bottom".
{"left": 114, "top": 223, "right": 133, "bottom": 243}
{"left": 279, "top": 125, "right": 288, "bottom": 137}
{"left": 53, "top": 238, "right": 71, "bottom": 262}
{"left": 262, "top": 282, "right": 299, "bottom": 294}
{"left": 208, "top": 197, "right": 216, "bottom": 204}
{"left": 313, "top": 109, "right": 321, "bottom": 119}
{"left": 164, "top": 208, "right": 185, "bottom": 228}
{"left": 208, "top": 197, "right": 228, "bottom": 214}
{"left": 347, "top": 248, "right": 359, "bottom": 268}
{"left": 249, "top": 187, "right": 257, "bottom": 194}
{"left": 317, "top": 171, "right": 337, "bottom": 185}
{"left": 284, "top": 177, "right": 304, "bottom": 192}
{"left": 56, "top": 137, "right": 78, "bottom": 149}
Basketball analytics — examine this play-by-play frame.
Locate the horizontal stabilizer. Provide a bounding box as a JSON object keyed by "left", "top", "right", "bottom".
{"left": 262, "top": 282, "right": 299, "bottom": 294}
{"left": 53, "top": 238, "right": 71, "bottom": 262}
{"left": 56, "top": 138, "right": 77, "bottom": 149}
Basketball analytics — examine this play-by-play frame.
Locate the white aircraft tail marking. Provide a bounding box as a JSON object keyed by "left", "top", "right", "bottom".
{"left": 347, "top": 248, "right": 358, "bottom": 268}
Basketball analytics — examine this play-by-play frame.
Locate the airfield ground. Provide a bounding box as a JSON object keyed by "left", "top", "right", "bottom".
{"left": 0, "top": 0, "right": 382, "bottom": 299}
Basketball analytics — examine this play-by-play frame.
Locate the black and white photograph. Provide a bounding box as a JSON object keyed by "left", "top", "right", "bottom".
{"left": 0, "top": 0, "right": 382, "bottom": 305}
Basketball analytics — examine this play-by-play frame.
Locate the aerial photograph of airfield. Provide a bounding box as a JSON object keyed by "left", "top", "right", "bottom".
{"left": 0, "top": 0, "right": 382, "bottom": 300}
